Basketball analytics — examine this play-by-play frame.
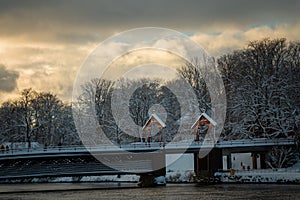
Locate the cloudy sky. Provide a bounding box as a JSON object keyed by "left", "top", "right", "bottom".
{"left": 0, "top": 0, "right": 299, "bottom": 103}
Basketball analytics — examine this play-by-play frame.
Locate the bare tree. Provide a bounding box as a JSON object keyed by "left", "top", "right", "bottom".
{"left": 177, "top": 58, "right": 211, "bottom": 112}
{"left": 266, "top": 146, "right": 298, "bottom": 169}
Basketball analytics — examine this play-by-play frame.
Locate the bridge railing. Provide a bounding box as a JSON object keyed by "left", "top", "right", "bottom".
{"left": 217, "top": 138, "right": 295, "bottom": 147}
{"left": 0, "top": 142, "right": 164, "bottom": 155}
{"left": 0, "top": 144, "right": 122, "bottom": 155}
{"left": 0, "top": 142, "right": 192, "bottom": 156}
{"left": 0, "top": 138, "right": 296, "bottom": 157}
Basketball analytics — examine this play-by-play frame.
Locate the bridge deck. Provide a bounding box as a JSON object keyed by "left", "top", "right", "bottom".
{"left": 0, "top": 138, "right": 295, "bottom": 159}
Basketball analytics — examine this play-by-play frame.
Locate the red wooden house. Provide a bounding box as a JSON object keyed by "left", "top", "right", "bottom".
{"left": 142, "top": 113, "right": 166, "bottom": 143}
{"left": 191, "top": 113, "right": 217, "bottom": 141}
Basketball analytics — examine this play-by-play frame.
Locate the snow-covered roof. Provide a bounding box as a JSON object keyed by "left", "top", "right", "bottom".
{"left": 191, "top": 112, "right": 217, "bottom": 129}
{"left": 142, "top": 113, "right": 166, "bottom": 130}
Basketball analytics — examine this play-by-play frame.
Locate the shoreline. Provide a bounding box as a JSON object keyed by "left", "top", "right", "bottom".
{"left": 1, "top": 182, "right": 300, "bottom": 195}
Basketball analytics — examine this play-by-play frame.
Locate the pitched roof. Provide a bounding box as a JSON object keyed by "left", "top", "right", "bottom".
{"left": 142, "top": 113, "right": 166, "bottom": 130}
{"left": 191, "top": 112, "right": 217, "bottom": 129}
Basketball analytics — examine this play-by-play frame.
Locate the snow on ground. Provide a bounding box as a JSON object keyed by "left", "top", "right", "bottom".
{"left": 30, "top": 175, "right": 139, "bottom": 183}
{"left": 166, "top": 171, "right": 195, "bottom": 183}
{"left": 81, "top": 175, "right": 139, "bottom": 182}
{"left": 215, "top": 161, "right": 300, "bottom": 183}
{"left": 215, "top": 170, "right": 300, "bottom": 183}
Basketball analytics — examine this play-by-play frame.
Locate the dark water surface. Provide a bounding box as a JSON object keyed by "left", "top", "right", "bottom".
{"left": 0, "top": 183, "right": 299, "bottom": 200}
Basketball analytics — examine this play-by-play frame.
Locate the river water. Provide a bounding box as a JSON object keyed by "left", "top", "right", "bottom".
{"left": 0, "top": 183, "right": 299, "bottom": 200}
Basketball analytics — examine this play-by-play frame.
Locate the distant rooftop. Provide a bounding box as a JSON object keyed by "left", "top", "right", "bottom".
{"left": 191, "top": 112, "right": 217, "bottom": 129}
{"left": 142, "top": 113, "right": 166, "bottom": 130}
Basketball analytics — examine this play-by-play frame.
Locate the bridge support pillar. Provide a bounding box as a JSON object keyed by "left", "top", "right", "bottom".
{"left": 138, "top": 150, "right": 166, "bottom": 187}
{"left": 252, "top": 153, "right": 258, "bottom": 169}
{"left": 227, "top": 155, "right": 232, "bottom": 169}
{"left": 252, "top": 152, "right": 267, "bottom": 169}
{"left": 260, "top": 153, "right": 266, "bottom": 169}
{"left": 151, "top": 150, "right": 166, "bottom": 177}
{"left": 194, "top": 148, "right": 222, "bottom": 179}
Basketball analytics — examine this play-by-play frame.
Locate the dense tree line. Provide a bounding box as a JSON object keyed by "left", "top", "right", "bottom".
{"left": 0, "top": 89, "right": 79, "bottom": 147}
{"left": 218, "top": 38, "right": 300, "bottom": 140}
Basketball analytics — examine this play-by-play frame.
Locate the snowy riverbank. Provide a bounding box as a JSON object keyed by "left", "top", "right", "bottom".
{"left": 215, "top": 163, "right": 300, "bottom": 183}
{"left": 1, "top": 171, "right": 195, "bottom": 184}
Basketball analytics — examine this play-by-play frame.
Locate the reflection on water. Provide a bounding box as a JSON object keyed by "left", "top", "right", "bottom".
{"left": 0, "top": 183, "right": 299, "bottom": 200}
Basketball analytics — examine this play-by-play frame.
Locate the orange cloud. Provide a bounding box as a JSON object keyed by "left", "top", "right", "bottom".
{"left": 191, "top": 23, "right": 300, "bottom": 57}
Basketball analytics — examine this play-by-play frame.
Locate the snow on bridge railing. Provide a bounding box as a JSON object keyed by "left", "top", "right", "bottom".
{"left": 217, "top": 138, "right": 295, "bottom": 147}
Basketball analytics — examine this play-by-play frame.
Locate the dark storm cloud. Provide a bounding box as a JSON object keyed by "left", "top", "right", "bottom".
{"left": 0, "top": 0, "right": 299, "bottom": 39}
{"left": 0, "top": 64, "right": 19, "bottom": 92}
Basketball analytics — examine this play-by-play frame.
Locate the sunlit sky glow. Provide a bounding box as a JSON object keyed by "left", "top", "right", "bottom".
{"left": 0, "top": 0, "right": 299, "bottom": 103}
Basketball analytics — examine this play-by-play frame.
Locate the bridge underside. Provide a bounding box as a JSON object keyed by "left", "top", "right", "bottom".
{"left": 0, "top": 151, "right": 166, "bottom": 181}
